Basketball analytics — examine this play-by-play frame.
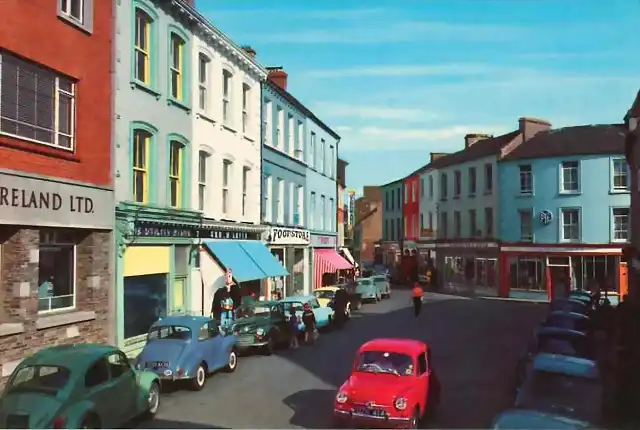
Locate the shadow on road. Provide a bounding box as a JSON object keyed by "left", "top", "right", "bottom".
{"left": 278, "top": 293, "right": 548, "bottom": 428}
{"left": 138, "top": 418, "right": 229, "bottom": 428}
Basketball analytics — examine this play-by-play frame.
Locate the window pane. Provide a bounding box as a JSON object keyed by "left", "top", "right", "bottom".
{"left": 170, "top": 142, "right": 181, "bottom": 176}
{"left": 170, "top": 71, "right": 179, "bottom": 99}
{"left": 198, "top": 152, "right": 207, "bottom": 182}
{"left": 198, "top": 184, "right": 205, "bottom": 211}
{"left": 134, "top": 171, "right": 145, "bottom": 203}
{"left": 135, "top": 51, "right": 147, "bottom": 82}
{"left": 38, "top": 242, "right": 75, "bottom": 312}
{"left": 170, "top": 179, "right": 178, "bottom": 207}
{"left": 199, "top": 55, "right": 207, "bottom": 83}
{"left": 57, "top": 92, "right": 72, "bottom": 135}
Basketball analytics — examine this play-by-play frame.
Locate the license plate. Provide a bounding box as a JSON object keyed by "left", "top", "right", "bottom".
{"left": 354, "top": 407, "right": 386, "bottom": 417}
{"left": 6, "top": 414, "right": 29, "bottom": 429}
{"left": 147, "top": 361, "right": 168, "bottom": 369}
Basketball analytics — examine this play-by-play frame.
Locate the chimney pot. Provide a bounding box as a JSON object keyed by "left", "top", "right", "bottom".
{"left": 429, "top": 152, "right": 449, "bottom": 162}
{"left": 464, "top": 133, "right": 491, "bottom": 148}
{"left": 267, "top": 67, "right": 288, "bottom": 90}
{"left": 518, "top": 117, "right": 552, "bottom": 140}
{"left": 241, "top": 45, "right": 256, "bottom": 58}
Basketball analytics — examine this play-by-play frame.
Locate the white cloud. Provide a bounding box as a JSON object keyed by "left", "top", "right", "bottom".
{"left": 313, "top": 102, "right": 441, "bottom": 121}
{"left": 307, "top": 63, "right": 499, "bottom": 79}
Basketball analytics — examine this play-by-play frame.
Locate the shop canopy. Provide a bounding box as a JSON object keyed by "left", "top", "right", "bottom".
{"left": 203, "top": 240, "right": 288, "bottom": 282}
{"left": 340, "top": 248, "right": 356, "bottom": 265}
{"left": 314, "top": 248, "right": 353, "bottom": 289}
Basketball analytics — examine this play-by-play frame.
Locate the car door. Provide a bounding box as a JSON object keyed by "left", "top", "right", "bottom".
{"left": 203, "top": 321, "right": 227, "bottom": 370}
{"left": 311, "top": 298, "right": 330, "bottom": 327}
{"left": 105, "top": 352, "right": 137, "bottom": 421}
{"left": 417, "top": 353, "right": 429, "bottom": 415}
{"left": 82, "top": 356, "right": 122, "bottom": 428}
{"left": 270, "top": 304, "right": 289, "bottom": 342}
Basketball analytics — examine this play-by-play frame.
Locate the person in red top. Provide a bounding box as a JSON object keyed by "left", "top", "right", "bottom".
{"left": 412, "top": 283, "right": 424, "bottom": 318}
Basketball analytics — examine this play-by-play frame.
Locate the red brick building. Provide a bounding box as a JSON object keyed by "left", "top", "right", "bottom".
{"left": 402, "top": 173, "right": 421, "bottom": 247}
{"left": 353, "top": 186, "right": 383, "bottom": 264}
{"left": 0, "top": 0, "right": 114, "bottom": 382}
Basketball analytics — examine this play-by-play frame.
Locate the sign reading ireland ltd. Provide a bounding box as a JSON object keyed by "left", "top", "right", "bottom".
{"left": 264, "top": 227, "right": 310, "bottom": 246}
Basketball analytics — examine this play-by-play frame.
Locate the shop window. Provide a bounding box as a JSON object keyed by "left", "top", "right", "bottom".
{"left": 38, "top": 230, "right": 76, "bottom": 313}
{"left": 508, "top": 256, "right": 546, "bottom": 291}
{"left": 293, "top": 248, "right": 305, "bottom": 295}
{"left": 576, "top": 255, "right": 619, "bottom": 293}
{"left": 271, "top": 248, "right": 285, "bottom": 297}
{"left": 123, "top": 274, "right": 167, "bottom": 339}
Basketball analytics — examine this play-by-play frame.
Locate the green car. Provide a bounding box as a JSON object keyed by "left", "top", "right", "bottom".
{"left": 371, "top": 275, "right": 392, "bottom": 299}
{"left": 0, "top": 343, "right": 161, "bottom": 429}
{"left": 232, "top": 300, "right": 293, "bottom": 355}
{"left": 356, "top": 277, "right": 381, "bottom": 303}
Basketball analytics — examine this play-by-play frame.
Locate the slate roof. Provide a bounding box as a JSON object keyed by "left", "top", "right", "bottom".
{"left": 501, "top": 124, "right": 626, "bottom": 161}
{"left": 626, "top": 90, "right": 640, "bottom": 119}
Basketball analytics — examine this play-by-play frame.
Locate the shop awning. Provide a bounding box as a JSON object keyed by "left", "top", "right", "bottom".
{"left": 203, "top": 241, "right": 266, "bottom": 282}
{"left": 341, "top": 248, "right": 356, "bottom": 265}
{"left": 239, "top": 241, "right": 289, "bottom": 277}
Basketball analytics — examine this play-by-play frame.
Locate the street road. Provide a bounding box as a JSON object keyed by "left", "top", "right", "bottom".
{"left": 138, "top": 290, "right": 547, "bottom": 429}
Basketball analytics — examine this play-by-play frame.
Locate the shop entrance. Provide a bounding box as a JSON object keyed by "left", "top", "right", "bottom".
{"left": 546, "top": 256, "right": 570, "bottom": 300}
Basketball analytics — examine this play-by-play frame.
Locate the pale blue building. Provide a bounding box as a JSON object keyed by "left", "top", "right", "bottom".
{"left": 381, "top": 179, "right": 404, "bottom": 265}
{"left": 498, "top": 124, "right": 629, "bottom": 301}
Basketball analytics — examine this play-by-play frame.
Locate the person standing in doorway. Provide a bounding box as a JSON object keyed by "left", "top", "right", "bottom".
{"left": 412, "top": 283, "right": 424, "bottom": 318}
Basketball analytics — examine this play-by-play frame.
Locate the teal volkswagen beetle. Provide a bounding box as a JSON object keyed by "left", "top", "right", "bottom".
{"left": 0, "top": 344, "right": 161, "bottom": 429}
{"left": 356, "top": 278, "right": 381, "bottom": 303}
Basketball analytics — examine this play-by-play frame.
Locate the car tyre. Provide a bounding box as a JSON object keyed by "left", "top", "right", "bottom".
{"left": 80, "top": 413, "right": 100, "bottom": 429}
{"left": 191, "top": 364, "right": 207, "bottom": 391}
{"left": 225, "top": 349, "right": 238, "bottom": 373}
{"left": 327, "top": 315, "right": 333, "bottom": 330}
{"left": 409, "top": 407, "right": 420, "bottom": 429}
{"left": 145, "top": 382, "right": 161, "bottom": 419}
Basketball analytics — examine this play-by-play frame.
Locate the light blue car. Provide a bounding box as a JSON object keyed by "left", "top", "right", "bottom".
{"left": 371, "top": 275, "right": 391, "bottom": 299}
{"left": 491, "top": 409, "right": 593, "bottom": 429}
{"left": 356, "top": 278, "right": 381, "bottom": 303}
{"left": 281, "top": 295, "right": 335, "bottom": 331}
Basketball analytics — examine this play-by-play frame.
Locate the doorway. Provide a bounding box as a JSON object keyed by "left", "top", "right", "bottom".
{"left": 546, "top": 256, "right": 570, "bottom": 300}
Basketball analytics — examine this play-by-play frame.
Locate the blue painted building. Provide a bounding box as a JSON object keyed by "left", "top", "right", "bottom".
{"left": 498, "top": 124, "right": 629, "bottom": 301}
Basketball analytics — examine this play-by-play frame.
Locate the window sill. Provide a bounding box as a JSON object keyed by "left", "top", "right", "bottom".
{"left": 36, "top": 310, "right": 96, "bottom": 330}
{"left": 222, "top": 123, "right": 237, "bottom": 134}
{"left": 518, "top": 192, "right": 534, "bottom": 198}
{"left": 130, "top": 80, "right": 161, "bottom": 100}
{"left": 0, "top": 322, "right": 25, "bottom": 338}
{"left": 559, "top": 191, "right": 581, "bottom": 196}
{"left": 197, "top": 112, "right": 216, "bottom": 124}
{"left": 453, "top": 195, "right": 460, "bottom": 200}
{"left": 0, "top": 134, "right": 80, "bottom": 161}
{"left": 468, "top": 193, "right": 476, "bottom": 198}
{"left": 484, "top": 190, "right": 493, "bottom": 195}
{"left": 612, "top": 239, "right": 629, "bottom": 243}
{"left": 243, "top": 135, "right": 255, "bottom": 143}
{"left": 167, "top": 97, "right": 191, "bottom": 113}
{"left": 57, "top": 14, "right": 93, "bottom": 35}
{"left": 609, "top": 189, "right": 630, "bottom": 195}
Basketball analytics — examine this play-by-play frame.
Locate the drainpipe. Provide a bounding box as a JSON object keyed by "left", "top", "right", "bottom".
{"left": 108, "top": 0, "right": 118, "bottom": 347}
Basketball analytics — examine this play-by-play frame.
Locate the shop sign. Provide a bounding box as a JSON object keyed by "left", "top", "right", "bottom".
{"left": 263, "top": 227, "right": 310, "bottom": 246}
{"left": 133, "top": 221, "right": 261, "bottom": 240}
{"left": 539, "top": 210, "right": 553, "bottom": 225}
{"left": 437, "top": 242, "right": 498, "bottom": 249}
{"left": 0, "top": 171, "right": 113, "bottom": 229}
{"left": 311, "top": 234, "right": 337, "bottom": 248}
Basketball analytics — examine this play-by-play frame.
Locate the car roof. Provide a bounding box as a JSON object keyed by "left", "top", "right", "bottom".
{"left": 281, "top": 295, "right": 314, "bottom": 303}
{"left": 537, "top": 326, "right": 587, "bottom": 338}
{"left": 152, "top": 315, "right": 211, "bottom": 330}
{"left": 359, "top": 338, "right": 427, "bottom": 355}
{"left": 493, "top": 409, "right": 592, "bottom": 429}
{"left": 548, "top": 311, "right": 590, "bottom": 320}
{"left": 358, "top": 277, "right": 373, "bottom": 282}
{"left": 21, "top": 343, "right": 120, "bottom": 369}
{"left": 532, "top": 353, "right": 599, "bottom": 379}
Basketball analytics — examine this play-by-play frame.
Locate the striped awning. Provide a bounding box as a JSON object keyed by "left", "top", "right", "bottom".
{"left": 314, "top": 249, "right": 353, "bottom": 289}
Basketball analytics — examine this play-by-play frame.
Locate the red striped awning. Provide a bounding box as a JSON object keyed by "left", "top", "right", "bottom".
{"left": 314, "top": 249, "right": 353, "bottom": 289}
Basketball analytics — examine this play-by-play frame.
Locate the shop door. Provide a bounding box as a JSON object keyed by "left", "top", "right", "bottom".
{"left": 548, "top": 266, "right": 570, "bottom": 300}
{"left": 619, "top": 263, "right": 628, "bottom": 298}
{"left": 172, "top": 277, "right": 186, "bottom": 314}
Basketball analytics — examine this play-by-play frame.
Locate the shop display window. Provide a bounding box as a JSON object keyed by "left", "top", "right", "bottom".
{"left": 508, "top": 256, "right": 546, "bottom": 291}
{"left": 123, "top": 274, "right": 168, "bottom": 339}
{"left": 38, "top": 230, "right": 77, "bottom": 313}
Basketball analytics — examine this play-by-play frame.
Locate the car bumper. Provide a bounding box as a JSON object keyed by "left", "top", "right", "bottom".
{"left": 236, "top": 335, "right": 268, "bottom": 349}
{"left": 333, "top": 409, "right": 412, "bottom": 428}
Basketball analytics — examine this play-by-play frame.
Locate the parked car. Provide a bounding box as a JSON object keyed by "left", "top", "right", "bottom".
{"left": 549, "top": 298, "right": 589, "bottom": 315}
{"left": 339, "top": 282, "right": 363, "bottom": 310}
{"left": 281, "top": 295, "right": 335, "bottom": 331}
{"left": 567, "top": 291, "right": 592, "bottom": 304}
{"left": 515, "top": 353, "right": 602, "bottom": 426}
{"left": 371, "top": 275, "right": 392, "bottom": 299}
{"left": 333, "top": 338, "right": 440, "bottom": 428}
{"left": 0, "top": 343, "right": 161, "bottom": 428}
{"left": 136, "top": 315, "right": 238, "bottom": 391}
{"left": 356, "top": 278, "right": 381, "bottom": 303}
{"left": 539, "top": 311, "right": 592, "bottom": 335}
{"left": 314, "top": 287, "right": 353, "bottom": 317}
{"left": 233, "top": 300, "right": 293, "bottom": 355}
{"left": 491, "top": 409, "right": 593, "bottom": 429}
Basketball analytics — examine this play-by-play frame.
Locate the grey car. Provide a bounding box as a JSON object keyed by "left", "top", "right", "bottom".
{"left": 355, "top": 278, "right": 380, "bottom": 303}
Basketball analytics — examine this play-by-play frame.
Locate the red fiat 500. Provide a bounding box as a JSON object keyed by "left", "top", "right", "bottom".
{"left": 333, "top": 338, "right": 440, "bottom": 428}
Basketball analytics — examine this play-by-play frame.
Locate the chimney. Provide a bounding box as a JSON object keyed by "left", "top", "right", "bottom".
{"left": 518, "top": 117, "right": 552, "bottom": 141}
{"left": 241, "top": 45, "right": 256, "bottom": 59}
{"left": 183, "top": 0, "right": 195, "bottom": 6}
{"left": 267, "top": 66, "right": 288, "bottom": 90}
{"left": 464, "top": 133, "right": 491, "bottom": 148}
{"left": 430, "top": 152, "right": 449, "bottom": 163}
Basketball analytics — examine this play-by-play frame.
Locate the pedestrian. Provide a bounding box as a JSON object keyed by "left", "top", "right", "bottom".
{"left": 412, "top": 283, "right": 424, "bottom": 318}
{"left": 301, "top": 303, "right": 317, "bottom": 344}
{"left": 288, "top": 308, "right": 299, "bottom": 349}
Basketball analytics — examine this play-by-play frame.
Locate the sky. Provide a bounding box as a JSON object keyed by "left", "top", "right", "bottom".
{"left": 201, "top": 0, "right": 640, "bottom": 195}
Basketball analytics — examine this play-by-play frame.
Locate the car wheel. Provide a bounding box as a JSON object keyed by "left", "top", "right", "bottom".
{"left": 146, "top": 382, "right": 160, "bottom": 418}
{"left": 346, "top": 304, "right": 351, "bottom": 318}
{"left": 263, "top": 337, "right": 274, "bottom": 356}
{"left": 190, "top": 364, "right": 207, "bottom": 391}
{"left": 409, "top": 407, "right": 420, "bottom": 429}
{"left": 225, "top": 349, "right": 238, "bottom": 372}
{"left": 327, "top": 315, "right": 333, "bottom": 330}
{"left": 80, "top": 413, "right": 100, "bottom": 429}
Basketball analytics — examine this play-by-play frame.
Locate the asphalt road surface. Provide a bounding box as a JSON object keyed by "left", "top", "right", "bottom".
{"left": 138, "top": 290, "right": 548, "bottom": 429}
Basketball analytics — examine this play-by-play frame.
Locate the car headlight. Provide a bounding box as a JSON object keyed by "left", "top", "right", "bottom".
{"left": 335, "top": 392, "right": 348, "bottom": 404}
{"left": 394, "top": 397, "right": 408, "bottom": 410}
{"left": 256, "top": 328, "right": 265, "bottom": 336}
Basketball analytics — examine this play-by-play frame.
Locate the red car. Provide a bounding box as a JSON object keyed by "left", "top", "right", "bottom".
{"left": 333, "top": 338, "right": 440, "bottom": 428}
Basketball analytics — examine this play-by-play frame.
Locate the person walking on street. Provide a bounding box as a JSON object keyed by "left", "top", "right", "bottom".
{"left": 301, "top": 303, "right": 318, "bottom": 344}
{"left": 288, "top": 308, "right": 299, "bottom": 349}
{"left": 412, "top": 283, "right": 424, "bottom": 318}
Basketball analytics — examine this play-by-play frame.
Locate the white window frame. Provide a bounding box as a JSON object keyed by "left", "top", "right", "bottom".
{"left": 296, "top": 121, "right": 304, "bottom": 159}
{"left": 453, "top": 170, "right": 461, "bottom": 197}
{"left": 277, "top": 178, "right": 285, "bottom": 223}
{"left": 329, "top": 145, "right": 335, "bottom": 178}
{"left": 560, "top": 161, "right": 580, "bottom": 193}
{"left": 484, "top": 163, "right": 493, "bottom": 193}
{"left": 0, "top": 53, "right": 76, "bottom": 151}
{"left": 287, "top": 113, "right": 294, "bottom": 155}
{"left": 60, "top": 0, "right": 84, "bottom": 21}
{"left": 263, "top": 100, "right": 272, "bottom": 146}
{"left": 310, "top": 192, "right": 316, "bottom": 229}
{"left": 309, "top": 132, "right": 316, "bottom": 168}
{"left": 519, "top": 209, "right": 533, "bottom": 242}
{"left": 560, "top": 208, "right": 581, "bottom": 242}
{"left": 412, "top": 182, "right": 416, "bottom": 202}
{"left": 296, "top": 185, "right": 304, "bottom": 226}
{"left": 611, "top": 158, "right": 629, "bottom": 192}
{"left": 320, "top": 195, "right": 326, "bottom": 230}
{"left": 242, "top": 84, "right": 250, "bottom": 134}
{"left": 468, "top": 167, "right": 476, "bottom": 195}
{"left": 242, "top": 166, "right": 250, "bottom": 217}
{"left": 58, "top": 0, "right": 93, "bottom": 32}
{"left": 38, "top": 230, "right": 77, "bottom": 314}
{"left": 197, "top": 53, "right": 209, "bottom": 112}
{"left": 264, "top": 175, "right": 272, "bottom": 222}
{"left": 222, "top": 70, "right": 232, "bottom": 125}
{"left": 319, "top": 139, "right": 325, "bottom": 174}
{"left": 519, "top": 165, "right": 533, "bottom": 195}
{"left": 429, "top": 176, "right": 433, "bottom": 199}
{"left": 276, "top": 107, "right": 284, "bottom": 149}
{"left": 288, "top": 182, "right": 295, "bottom": 224}
{"left": 612, "top": 207, "right": 630, "bottom": 242}
{"left": 197, "top": 151, "right": 208, "bottom": 211}
{"left": 440, "top": 173, "right": 447, "bottom": 200}
{"left": 222, "top": 160, "right": 232, "bottom": 215}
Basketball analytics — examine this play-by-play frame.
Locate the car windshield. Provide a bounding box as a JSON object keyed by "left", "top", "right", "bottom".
{"left": 237, "top": 303, "right": 271, "bottom": 318}
{"left": 283, "top": 302, "right": 304, "bottom": 313}
{"left": 147, "top": 325, "right": 192, "bottom": 341}
{"left": 518, "top": 371, "right": 601, "bottom": 423}
{"left": 314, "top": 290, "right": 335, "bottom": 300}
{"left": 356, "top": 351, "right": 414, "bottom": 376}
{"left": 358, "top": 280, "right": 372, "bottom": 286}
{"left": 7, "top": 365, "right": 70, "bottom": 395}
{"left": 371, "top": 277, "right": 384, "bottom": 282}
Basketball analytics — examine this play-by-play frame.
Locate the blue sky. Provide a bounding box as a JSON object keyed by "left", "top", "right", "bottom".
{"left": 202, "top": 0, "right": 639, "bottom": 195}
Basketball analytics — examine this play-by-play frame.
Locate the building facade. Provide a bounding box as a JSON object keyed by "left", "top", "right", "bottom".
{"left": 624, "top": 91, "right": 640, "bottom": 303}
{"left": 402, "top": 173, "right": 421, "bottom": 252}
{"left": 353, "top": 187, "right": 383, "bottom": 265}
{"left": 499, "top": 124, "right": 630, "bottom": 302}
{"left": 381, "top": 179, "right": 404, "bottom": 265}
{"left": 0, "top": 0, "right": 114, "bottom": 380}
{"left": 417, "top": 153, "right": 450, "bottom": 263}
{"left": 337, "top": 159, "right": 355, "bottom": 266}
{"left": 261, "top": 77, "right": 310, "bottom": 297}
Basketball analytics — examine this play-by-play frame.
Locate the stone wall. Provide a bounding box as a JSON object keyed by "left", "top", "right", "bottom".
{"left": 0, "top": 227, "right": 112, "bottom": 387}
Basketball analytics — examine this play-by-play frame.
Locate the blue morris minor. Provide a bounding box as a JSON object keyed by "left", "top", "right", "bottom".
{"left": 136, "top": 315, "right": 238, "bottom": 391}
